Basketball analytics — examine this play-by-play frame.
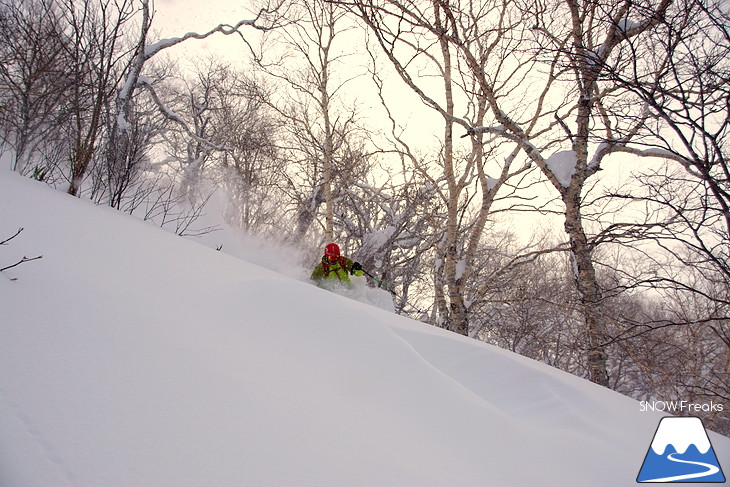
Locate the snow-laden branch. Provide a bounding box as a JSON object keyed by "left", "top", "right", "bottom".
{"left": 115, "top": 0, "right": 153, "bottom": 133}
{"left": 143, "top": 0, "right": 284, "bottom": 59}
{"left": 137, "top": 78, "right": 230, "bottom": 152}
{"left": 116, "top": 0, "right": 285, "bottom": 136}
{"left": 462, "top": 125, "right": 506, "bottom": 137}
{"left": 144, "top": 15, "right": 272, "bottom": 59}
{"left": 610, "top": 145, "right": 685, "bottom": 163}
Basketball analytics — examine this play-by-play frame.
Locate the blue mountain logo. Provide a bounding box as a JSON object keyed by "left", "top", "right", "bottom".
{"left": 637, "top": 416, "right": 726, "bottom": 483}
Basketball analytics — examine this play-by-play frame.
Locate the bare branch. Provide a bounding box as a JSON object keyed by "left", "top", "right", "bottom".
{"left": 0, "top": 228, "right": 24, "bottom": 246}
{"left": 0, "top": 255, "right": 44, "bottom": 274}
{"left": 1, "top": 228, "right": 42, "bottom": 278}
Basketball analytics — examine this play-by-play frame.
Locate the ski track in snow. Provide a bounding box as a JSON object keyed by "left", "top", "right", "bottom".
{"left": 0, "top": 386, "right": 78, "bottom": 486}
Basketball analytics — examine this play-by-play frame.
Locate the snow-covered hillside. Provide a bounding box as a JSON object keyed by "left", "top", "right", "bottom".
{"left": 1, "top": 170, "right": 728, "bottom": 486}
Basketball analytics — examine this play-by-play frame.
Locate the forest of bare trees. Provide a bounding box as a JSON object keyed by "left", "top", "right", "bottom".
{"left": 1, "top": 0, "right": 727, "bottom": 433}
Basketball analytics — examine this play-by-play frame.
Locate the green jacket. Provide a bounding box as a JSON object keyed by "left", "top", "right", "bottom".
{"left": 310, "top": 256, "right": 362, "bottom": 284}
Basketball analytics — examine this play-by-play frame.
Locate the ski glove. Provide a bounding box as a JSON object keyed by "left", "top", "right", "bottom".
{"left": 351, "top": 262, "right": 364, "bottom": 276}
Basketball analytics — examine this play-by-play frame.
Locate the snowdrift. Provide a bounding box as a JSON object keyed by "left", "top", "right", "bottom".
{"left": 1, "top": 170, "right": 727, "bottom": 487}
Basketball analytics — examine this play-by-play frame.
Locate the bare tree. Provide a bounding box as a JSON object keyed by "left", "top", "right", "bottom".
{"left": 67, "top": 0, "right": 283, "bottom": 198}
{"left": 59, "top": 0, "right": 143, "bottom": 196}
{"left": 342, "top": 0, "right": 534, "bottom": 336}
{"left": 157, "top": 59, "right": 227, "bottom": 197}
{"left": 465, "top": 0, "right": 673, "bottom": 384}
{"left": 584, "top": 0, "right": 730, "bottom": 408}
{"left": 604, "top": 0, "right": 730, "bottom": 303}
{"left": 472, "top": 245, "right": 586, "bottom": 373}
{"left": 94, "top": 57, "right": 172, "bottom": 209}
{"left": 0, "top": 0, "right": 70, "bottom": 178}
{"left": 215, "top": 79, "right": 283, "bottom": 233}
{"left": 168, "top": 59, "right": 284, "bottom": 233}
{"left": 344, "top": 0, "right": 683, "bottom": 385}
{"left": 254, "top": 0, "right": 366, "bottom": 243}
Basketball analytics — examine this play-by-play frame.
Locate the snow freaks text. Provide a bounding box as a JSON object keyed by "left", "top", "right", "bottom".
{"left": 640, "top": 400, "right": 725, "bottom": 413}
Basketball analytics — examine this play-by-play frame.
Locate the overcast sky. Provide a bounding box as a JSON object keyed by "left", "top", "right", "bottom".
{"left": 150, "top": 0, "right": 263, "bottom": 64}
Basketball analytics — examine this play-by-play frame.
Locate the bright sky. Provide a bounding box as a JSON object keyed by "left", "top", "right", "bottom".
{"left": 145, "top": 0, "right": 561, "bottom": 233}
{"left": 152, "top": 0, "right": 250, "bottom": 34}
{"left": 150, "top": 0, "right": 263, "bottom": 65}
{"left": 147, "top": 0, "right": 554, "bottom": 242}
{"left": 148, "top": 0, "right": 440, "bottom": 137}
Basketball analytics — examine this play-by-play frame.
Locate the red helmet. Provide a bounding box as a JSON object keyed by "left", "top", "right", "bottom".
{"left": 324, "top": 243, "right": 340, "bottom": 257}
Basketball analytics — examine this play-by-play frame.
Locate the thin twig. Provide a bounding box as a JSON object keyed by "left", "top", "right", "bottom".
{"left": 1, "top": 228, "right": 43, "bottom": 279}
{"left": 0, "top": 255, "right": 44, "bottom": 273}
{"left": 0, "top": 227, "right": 23, "bottom": 246}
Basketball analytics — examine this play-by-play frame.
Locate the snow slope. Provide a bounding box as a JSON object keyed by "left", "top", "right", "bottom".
{"left": 1, "top": 170, "right": 728, "bottom": 486}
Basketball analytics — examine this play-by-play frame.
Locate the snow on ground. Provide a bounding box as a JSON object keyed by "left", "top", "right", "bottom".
{"left": 1, "top": 169, "right": 728, "bottom": 486}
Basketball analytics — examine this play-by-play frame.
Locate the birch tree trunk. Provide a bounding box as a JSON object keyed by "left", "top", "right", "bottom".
{"left": 564, "top": 186, "right": 609, "bottom": 385}
{"left": 320, "top": 45, "right": 336, "bottom": 242}
{"left": 435, "top": 0, "right": 469, "bottom": 336}
{"left": 348, "top": 0, "right": 533, "bottom": 336}
{"left": 253, "top": 0, "right": 355, "bottom": 243}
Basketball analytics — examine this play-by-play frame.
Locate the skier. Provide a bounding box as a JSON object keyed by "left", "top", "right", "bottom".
{"left": 310, "top": 243, "right": 363, "bottom": 288}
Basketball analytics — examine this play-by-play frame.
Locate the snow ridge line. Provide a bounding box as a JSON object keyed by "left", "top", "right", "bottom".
{"left": 372, "top": 319, "right": 512, "bottom": 420}
{"left": 391, "top": 328, "right": 612, "bottom": 442}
